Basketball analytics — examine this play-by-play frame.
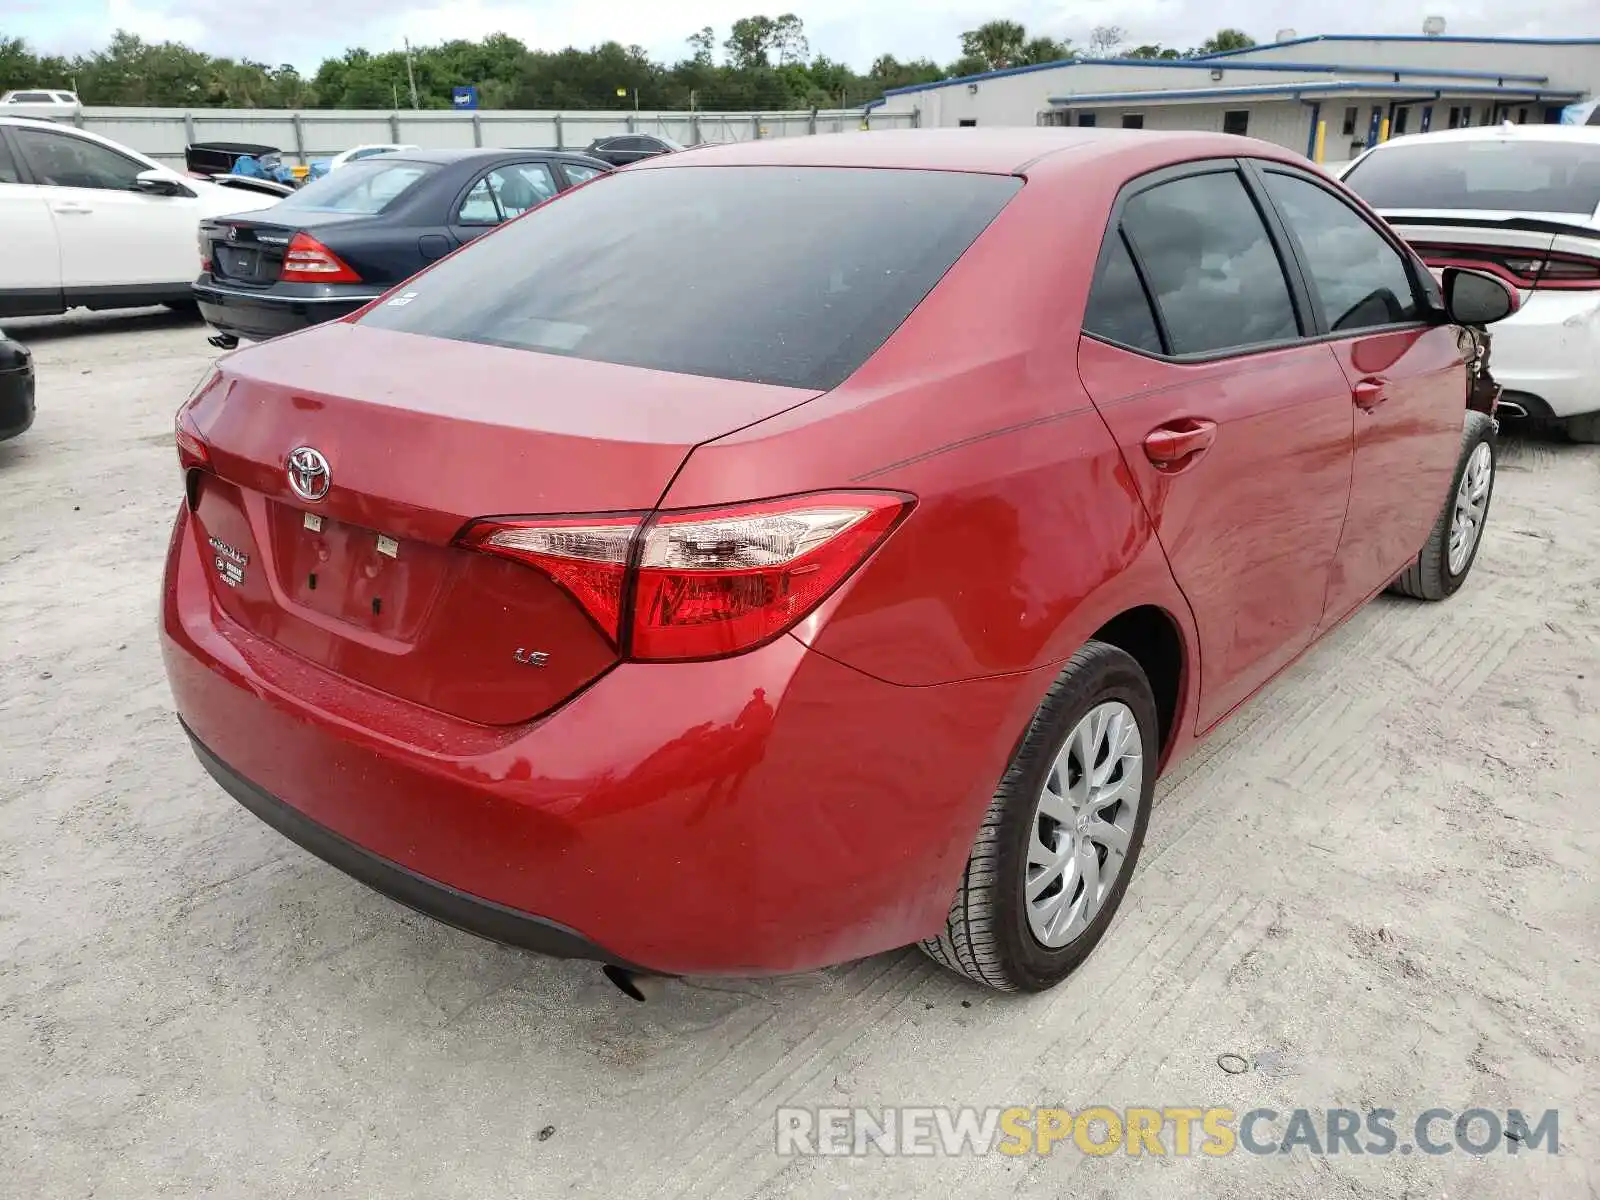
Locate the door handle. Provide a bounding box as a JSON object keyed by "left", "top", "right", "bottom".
{"left": 1353, "top": 377, "right": 1389, "bottom": 411}
{"left": 1143, "top": 418, "right": 1218, "bottom": 468}
{"left": 50, "top": 203, "right": 92, "bottom": 215}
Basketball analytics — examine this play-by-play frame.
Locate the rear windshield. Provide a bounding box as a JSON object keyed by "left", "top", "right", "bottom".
{"left": 1343, "top": 139, "right": 1600, "bottom": 215}
{"left": 275, "top": 159, "right": 437, "bottom": 215}
{"left": 358, "top": 165, "right": 1022, "bottom": 390}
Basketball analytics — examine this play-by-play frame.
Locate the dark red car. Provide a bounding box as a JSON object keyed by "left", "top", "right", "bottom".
{"left": 162, "top": 129, "right": 1516, "bottom": 994}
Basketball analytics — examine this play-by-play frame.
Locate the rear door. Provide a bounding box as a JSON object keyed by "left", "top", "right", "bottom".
{"left": 0, "top": 127, "right": 63, "bottom": 315}
{"left": 1252, "top": 162, "right": 1467, "bottom": 627}
{"left": 1077, "top": 161, "right": 1357, "bottom": 732}
{"left": 10, "top": 124, "right": 197, "bottom": 288}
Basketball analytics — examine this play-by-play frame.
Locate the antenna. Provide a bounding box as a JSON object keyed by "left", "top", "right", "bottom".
{"left": 1423, "top": 15, "right": 1447, "bottom": 36}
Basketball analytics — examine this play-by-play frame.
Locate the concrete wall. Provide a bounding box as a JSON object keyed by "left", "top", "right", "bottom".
{"left": 61, "top": 106, "right": 911, "bottom": 166}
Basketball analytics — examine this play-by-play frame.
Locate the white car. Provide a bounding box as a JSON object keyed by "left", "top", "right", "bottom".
{"left": 1340, "top": 124, "right": 1600, "bottom": 441}
{"left": 0, "top": 117, "right": 278, "bottom": 319}
{"left": 1, "top": 89, "right": 81, "bottom": 118}
{"left": 328, "top": 144, "right": 418, "bottom": 171}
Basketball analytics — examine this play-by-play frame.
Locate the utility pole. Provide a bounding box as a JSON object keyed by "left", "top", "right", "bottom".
{"left": 403, "top": 37, "right": 420, "bottom": 109}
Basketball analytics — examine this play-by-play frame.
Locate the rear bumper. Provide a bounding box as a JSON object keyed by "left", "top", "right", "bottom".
{"left": 160, "top": 504, "right": 1043, "bottom": 976}
{"left": 183, "top": 724, "right": 644, "bottom": 967}
{"left": 1482, "top": 290, "right": 1600, "bottom": 420}
{"left": 193, "top": 278, "right": 383, "bottom": 342}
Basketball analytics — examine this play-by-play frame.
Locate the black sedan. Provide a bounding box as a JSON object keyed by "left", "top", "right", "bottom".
{"left": 194, "top": 148, "right": 612, "bottom": 343}
{"left": 584, "top": 134, "right": 683, "bottom": 166}
{"left": 0, "top": 330, "right": 34, "bottom": 443}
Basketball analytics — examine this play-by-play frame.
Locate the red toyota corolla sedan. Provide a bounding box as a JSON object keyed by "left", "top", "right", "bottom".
{"left": 162, "top": 129, "right": 1516, "bottom": 994}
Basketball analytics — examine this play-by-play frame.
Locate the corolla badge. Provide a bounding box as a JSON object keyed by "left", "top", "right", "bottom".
{"left": 286, "top": 446, "right": 331, "bottom": 501}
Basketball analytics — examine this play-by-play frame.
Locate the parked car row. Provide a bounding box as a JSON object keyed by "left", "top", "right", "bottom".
{"left": 162, "top": 127, "right": 1523, "bottom": 997}
{"left": 0, "top": 117, "right": 279, "bottom": 318}
{"left": 194, "top": 148, "right": 612, "bottom": 344}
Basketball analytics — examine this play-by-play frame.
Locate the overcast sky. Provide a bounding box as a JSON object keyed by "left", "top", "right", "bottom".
{"left": 8, "top": 0, "right": 1600, "bottom": 72}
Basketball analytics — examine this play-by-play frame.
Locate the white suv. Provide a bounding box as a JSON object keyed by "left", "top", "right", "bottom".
{"left": 0, "top": 117, "right": 279, "bottom": 319}
{"left": 1341, "top": 124, "right": 1600, "bottom": 441}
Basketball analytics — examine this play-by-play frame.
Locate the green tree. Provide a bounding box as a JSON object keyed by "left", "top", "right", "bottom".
{"left": 1126, "top": 44, "right": 1182, "bottom": 60}
{"left": 958, "top": 20, "right": 1028, "bottom": 70}
{"left": 1195, "top": 28, "right": 1256, "bottom": 55}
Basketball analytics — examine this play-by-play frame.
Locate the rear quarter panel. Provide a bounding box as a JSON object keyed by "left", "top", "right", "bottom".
{"left": 661, "top": 152, "right": 1201, "bottom": 754}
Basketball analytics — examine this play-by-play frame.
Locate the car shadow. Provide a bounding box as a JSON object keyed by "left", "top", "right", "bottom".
{"left": 3, "top": 306, "right": 202, "bottom": 344}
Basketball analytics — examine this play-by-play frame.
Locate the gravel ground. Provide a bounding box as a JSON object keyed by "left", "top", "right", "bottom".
{"left": 2, "top": 309, "right": 1597, "bottom": 1199}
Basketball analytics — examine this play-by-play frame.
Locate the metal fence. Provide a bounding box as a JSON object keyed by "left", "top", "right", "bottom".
{"left": 61, "top": 106, "right": 916, "bottom": 165}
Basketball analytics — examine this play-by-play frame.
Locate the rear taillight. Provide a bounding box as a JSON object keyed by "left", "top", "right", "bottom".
{"left": 459, "top": 516, "right": 638, "bottom": 640}
{"left": 175, "top": 408, "right": 209, "bottom": 470}
{"left": 1415, "top": 243, "right": 1600, "bottom": 291}
{"left": 460, "top": 491, "right": 912, "bottom": 660}
{"left": 175, "top": 369, "right": 221, "bottom": 470}
{"left": 1534, "top": 252, "right": 1600, "bottom": 288}
{"left": 199, "top": 226, "right": 211, "bottom": 272}
{"left": 279, "top": 232, "right": 362, "bottom": 284}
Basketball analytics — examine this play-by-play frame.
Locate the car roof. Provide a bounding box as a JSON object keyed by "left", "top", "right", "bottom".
{"left": 634, "top": 127, "right": 1299, "bottom": 176}
{"left": 1367, "top": 123, "right": 1600, "bottom": 151}
{"left": 384, "top": 147, "right": 612, "bottom": 167}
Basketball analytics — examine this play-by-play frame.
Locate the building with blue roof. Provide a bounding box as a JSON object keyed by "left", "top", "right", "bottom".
{"left": 868, "top": 30, "right": 1600, "bottom": 164}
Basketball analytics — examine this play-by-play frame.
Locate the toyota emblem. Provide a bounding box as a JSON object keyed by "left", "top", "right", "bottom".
{"left": 286, "top": 446, "right": 331, "bottom": 502}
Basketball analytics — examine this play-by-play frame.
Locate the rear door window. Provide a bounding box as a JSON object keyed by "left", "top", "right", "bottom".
{"left": 1342, "top": 139, "right": 1600, "bottom": 215}
{"left": 361, "top": 165, "right": 1021, "bottom": 390}
{"left": 1260, "top": 169, "right": 1420, "bottom": 331}
{"left": 1119, "top": 170, "right": 1301, "bottom": 355}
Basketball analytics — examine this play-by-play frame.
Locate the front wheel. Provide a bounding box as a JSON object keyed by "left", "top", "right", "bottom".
{"left": 1389, "top": 410, "right": 1496, "bottom": 601}
{"left": 919, "top": 641, "right": 1159, "bottom": 992}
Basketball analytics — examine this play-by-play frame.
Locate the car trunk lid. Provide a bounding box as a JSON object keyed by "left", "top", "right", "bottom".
{"left": 203, "top": 212, "right": 365, "bottom": 287}
{"left": 181, "top": 321, "right": 821, "bottom": 724}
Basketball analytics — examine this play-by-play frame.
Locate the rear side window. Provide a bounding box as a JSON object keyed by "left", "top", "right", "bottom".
{"left": 562, "top": 162, "right": 605, "bottom": 185}
{"left": 1261, "top": 171, "right": 1420, "bottom": 331}
{"left": 1084, "top": 234, "right": 1162, "bottom": 353}
{"left": 274, "top": 160, "right": 436, "bottom": 215}
{"left": 1343, "top": 139, "right": 1600, "bottom": 215}
{"left": 361, "top": 165, "right": 1021, "bottom": 390}
{"left": 1120, "top": 171, "right": 1300, "bottom": 355}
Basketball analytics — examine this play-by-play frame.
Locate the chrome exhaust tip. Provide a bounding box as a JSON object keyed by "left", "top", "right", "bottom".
{"left": 207, "top": 333, "right": 239, "bottom": 351}
{"left": 1495, "top": 399, "right": 1527, "bottom": 418}
{"left": 602, "top": 964, "right": 667, "bottom": 1002}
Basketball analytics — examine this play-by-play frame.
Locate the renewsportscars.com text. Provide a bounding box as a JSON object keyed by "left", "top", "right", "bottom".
{"left": 776, "top": 1106, "right": 1560, "bottom": 1158}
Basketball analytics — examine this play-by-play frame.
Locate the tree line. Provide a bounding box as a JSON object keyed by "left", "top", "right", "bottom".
{"left": 0, "top": 20, "right": 1256, "bottom": 111}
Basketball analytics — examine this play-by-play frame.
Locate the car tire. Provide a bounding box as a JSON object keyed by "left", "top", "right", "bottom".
{"left": 1389, "top": 410, "right": 1496, "bottom": 602}
{"left": 1565, "top": 413, "right": 1600, "bottom": 444}
{"left": 919, "top": 640, "right": 1159, "bottom": 992}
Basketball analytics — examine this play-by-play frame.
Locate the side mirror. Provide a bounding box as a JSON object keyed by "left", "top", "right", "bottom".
{"left": 134, "top": 170, "right": 189, "bottom": 198}
{"left": 1442, "top": 267, "right": 1519, "bottom": 326}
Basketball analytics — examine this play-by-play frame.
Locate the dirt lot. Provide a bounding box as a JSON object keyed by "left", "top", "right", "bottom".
{"left": 2, "top": 310, "right": 1597, "bottom": 1199}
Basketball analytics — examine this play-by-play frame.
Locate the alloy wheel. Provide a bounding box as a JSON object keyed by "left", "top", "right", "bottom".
{"left": 1448, "top": 441, "right": 1493, "bottom": 575}
{"left": 1024, "top": 701, "right": 1143, "bottom": 948}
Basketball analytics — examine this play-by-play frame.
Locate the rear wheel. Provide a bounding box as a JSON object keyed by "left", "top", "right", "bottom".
{"left": 1565, "top": 413, "right": 1600, "bottom": 445}
{"left": 919, "top": 641, "right": 1158, "bottom": 992}
{"left": 1389, "top": 410, "right": 1496, "bottom": 601}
